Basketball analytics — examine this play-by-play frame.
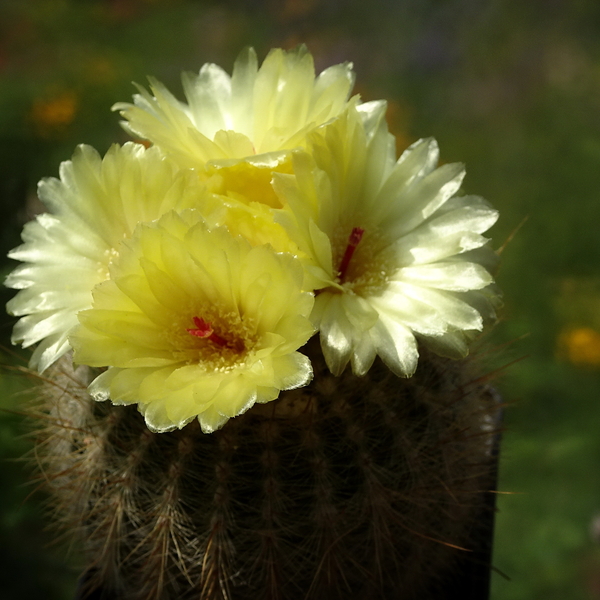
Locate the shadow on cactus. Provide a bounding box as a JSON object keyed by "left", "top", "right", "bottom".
{"left": 6, "top": 46, "right": 504, "bottom": 599}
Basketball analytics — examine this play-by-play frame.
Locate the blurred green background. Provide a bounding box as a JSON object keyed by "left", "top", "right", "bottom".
{"left": 1, "top": 0, "right": 600, "bottom": 598}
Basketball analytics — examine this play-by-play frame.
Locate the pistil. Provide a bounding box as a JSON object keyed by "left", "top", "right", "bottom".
{"left": 337, "top": 227, "right": 365, "bottom": 282}
{"left": 187, "top": 316, "right": 230, "bottom": 347}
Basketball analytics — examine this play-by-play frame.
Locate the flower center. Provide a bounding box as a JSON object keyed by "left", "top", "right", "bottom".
{"left": 337, "top": 227, "right": 365, "bottom": 282}
{"left": 167, "top": 308, "right": 256, "bottom": 370}
{"left": 329, "top": 224, "right": 394, "bottom": 296}
{"left": 187, "top": 316, "right": 231, "bottom": 348}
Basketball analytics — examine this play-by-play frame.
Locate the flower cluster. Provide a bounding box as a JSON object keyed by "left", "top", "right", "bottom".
{"left": 6, "top": 46, "right": 500, "bottom": 433}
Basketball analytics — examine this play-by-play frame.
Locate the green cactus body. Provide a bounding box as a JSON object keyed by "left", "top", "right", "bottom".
{"left": 32, "top": 339, "right": 499, "bottom": 600}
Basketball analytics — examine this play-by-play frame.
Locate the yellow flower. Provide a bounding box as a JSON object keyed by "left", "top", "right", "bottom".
{"left": 558, "top": 327, "right": 600, "bottom": 368}
{"left": 6, "top": 142, "right": 207, "bottom": 371}
{"left": 70, "top": 210, "right": 315, "bottom": 433}
{"left": 31, "top": 90, "right": 78, "bottom": 137}
{"left": 113, "top": 46, "right": 356, "bottom": 207}
{"left": 274, "top": 105, "right": 500, "bottom": 377}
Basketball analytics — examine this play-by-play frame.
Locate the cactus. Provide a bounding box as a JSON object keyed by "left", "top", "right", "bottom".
{"left": 30, "top": 338, "right": 500, "bottom": 600}
{"left": 7, "top": 47, "right": 503, "bottom": 600}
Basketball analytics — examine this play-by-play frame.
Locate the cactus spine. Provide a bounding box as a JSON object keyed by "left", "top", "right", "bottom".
{"left": 31, "top": 339, "right": 499, "bottom": 600}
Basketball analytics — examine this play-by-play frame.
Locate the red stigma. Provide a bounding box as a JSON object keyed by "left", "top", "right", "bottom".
{"left": 337, "top": 227, "right": 365, "bottom": 282}
{"left": 187, "top": 316, "right": 229, "bottom": 347}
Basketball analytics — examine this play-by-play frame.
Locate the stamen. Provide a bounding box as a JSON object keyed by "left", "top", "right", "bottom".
{"left": 187, "top": 316, "right": 229, "bottom": 347}
{"left": 337, "top": 227, "right": 365, "bottom": 282}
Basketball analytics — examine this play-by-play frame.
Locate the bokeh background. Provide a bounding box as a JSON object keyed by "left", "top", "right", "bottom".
{"left": 1, "top": 0, "right": 600, "bottom": 598}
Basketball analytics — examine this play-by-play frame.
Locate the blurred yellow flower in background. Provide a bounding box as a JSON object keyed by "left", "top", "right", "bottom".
{"left": 30, "top": 90, "right": 78, "bottom": 137}
{"left": 557, "top": 327, "right": 600, "bottom": 368}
